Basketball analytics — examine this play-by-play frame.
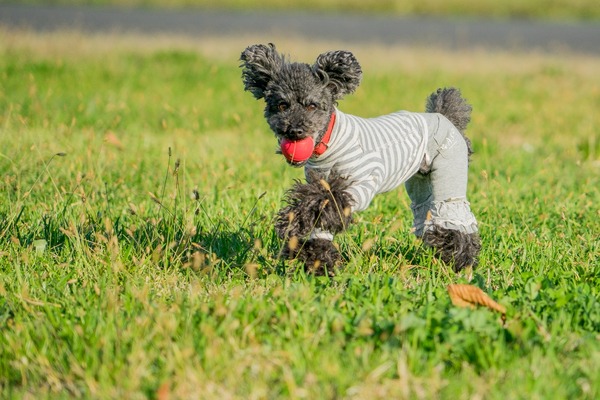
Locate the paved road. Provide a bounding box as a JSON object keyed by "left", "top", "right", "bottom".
{"left": 1, "top": 4, "right": 599, "bottom": 55}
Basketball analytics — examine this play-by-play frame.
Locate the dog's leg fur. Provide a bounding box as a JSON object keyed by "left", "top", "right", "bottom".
{"left": 280, "top": 238, "right": 341, "bottom": 276}
{"left": 418, "top": 88, "right": 481, "bottom": 271}
{"left": 422, "top": 226, "right": 481, "bottom": 271}
{"left": 275, "top": 172, "right": 353, "bottom": 275}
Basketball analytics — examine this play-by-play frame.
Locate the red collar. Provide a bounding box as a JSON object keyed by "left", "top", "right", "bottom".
{"left": 313, "top": 112, "right": 336, "bottom": 157}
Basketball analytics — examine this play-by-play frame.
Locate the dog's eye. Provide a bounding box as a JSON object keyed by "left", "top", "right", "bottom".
{"left": 278, "top": 102, "right": 289, "bottom": 112}
{"left": 306, "top": 103, "right": 318, "bottom": 112}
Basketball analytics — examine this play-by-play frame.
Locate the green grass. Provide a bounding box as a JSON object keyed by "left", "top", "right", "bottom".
{"left": 0, "top": 32, "right": 599, "bottom": 399}
{"left": 13, "top": 0, "right": 600, "bottom": 21}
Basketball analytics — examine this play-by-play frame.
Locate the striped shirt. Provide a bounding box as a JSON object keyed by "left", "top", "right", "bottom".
{"left": 305, "top": 108, "right": 432, "bottom": 212}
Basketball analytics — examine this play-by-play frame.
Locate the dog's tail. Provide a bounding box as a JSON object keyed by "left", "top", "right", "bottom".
{"left": 426, "top": 87, "right": 474, "bottom": 156}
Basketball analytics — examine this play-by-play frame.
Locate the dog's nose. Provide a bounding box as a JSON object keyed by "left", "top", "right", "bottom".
{"left": 288, "top": 128, "right": 305, "bottom": 140}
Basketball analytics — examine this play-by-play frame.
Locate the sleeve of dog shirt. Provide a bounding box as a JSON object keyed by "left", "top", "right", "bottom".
{"left": 346, "top": 176, "right": 380, "bottom": 212}
{"left": 337, "top": 153, "right": 386, "bottom": 212}
{"left": 348, "top": 181, "right": 375, "bottom": 212}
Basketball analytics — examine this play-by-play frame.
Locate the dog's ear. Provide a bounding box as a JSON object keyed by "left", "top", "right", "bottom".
{"left": 313, "top": 50, "right": 362, "bottom": 99}
{"left": 240, "top": 43, "right": 284, "bottom": 99}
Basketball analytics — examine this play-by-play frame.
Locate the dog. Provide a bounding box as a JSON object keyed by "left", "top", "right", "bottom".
{"left": 240, "top": 43, "right": 480, "bottom": 275}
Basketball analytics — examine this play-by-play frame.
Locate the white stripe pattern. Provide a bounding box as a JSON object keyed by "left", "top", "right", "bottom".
{"left": 305, "top": 109, "right": 429, "bottom": 212}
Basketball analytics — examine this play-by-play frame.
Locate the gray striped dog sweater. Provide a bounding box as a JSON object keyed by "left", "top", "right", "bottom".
{"left": 305, "top": 108, "right": 479, "bottom": 240}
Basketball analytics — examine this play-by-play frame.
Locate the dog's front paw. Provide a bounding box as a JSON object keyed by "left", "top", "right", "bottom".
{"left": 300, "top": 238, "right": 341, "bottom": 276}
{"left": 281, "top": 238, "right": 340, "bottom": 276}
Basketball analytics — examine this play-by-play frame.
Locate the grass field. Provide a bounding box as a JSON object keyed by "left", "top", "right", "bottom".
{"left": 0, "top": 30, "right": 599, "bottom": 399}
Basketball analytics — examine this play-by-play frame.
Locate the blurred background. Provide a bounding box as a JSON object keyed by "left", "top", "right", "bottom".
{"left": 5, "top": 0, "right": 600, "bottom": 20}
{"left": 1, "top": 0, "right": 599, "bottom": 57}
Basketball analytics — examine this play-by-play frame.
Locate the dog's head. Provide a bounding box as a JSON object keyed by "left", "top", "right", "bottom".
{"left": 240, "top": 43, "right": 362, "bottom": 165}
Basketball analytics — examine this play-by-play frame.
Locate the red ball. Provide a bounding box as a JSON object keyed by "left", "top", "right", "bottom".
{"left": 280, "top": 137, "right": 315, "bottom": 163}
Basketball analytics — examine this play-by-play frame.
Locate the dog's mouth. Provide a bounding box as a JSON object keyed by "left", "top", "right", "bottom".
{"left": 277, "top": 136, "right": 316, "bottom": 166}
{"left": 273, "top": 113, "right": 335, "bottom": 166}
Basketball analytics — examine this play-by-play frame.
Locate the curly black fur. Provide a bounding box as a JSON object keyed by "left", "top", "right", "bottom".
{"left": 313, "top": 50, "right": 362, "bottom": 100}
{"left": 282, "top": 238, "right": 340, "bottom": 276}
{"left": 240, "top": 44, "right": 362, "bottom": 145}
{"left": 275, "top": 172, "right": 354, "bottom": 239}
{"left": 425, "top": 87, "right": 474, "bottom": 157}
{"left": 422, "top": 226, "right": 481, "bottom": 271}
{"left": 240, "top": 43, "right": 285, "bottom": 100}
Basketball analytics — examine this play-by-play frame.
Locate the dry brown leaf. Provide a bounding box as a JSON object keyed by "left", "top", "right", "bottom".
{"left": 447, "top": 284, "right": 506, "bottom": 315}
{"left": 104, "top": 131, "right": 123, "bottom": 149}
{"left": 156, "top": 382, "right": 170, "bottom": 400}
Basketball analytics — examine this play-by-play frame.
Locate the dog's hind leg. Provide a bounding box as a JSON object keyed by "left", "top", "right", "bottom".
{"left": 406, "top": 172, "right": 433, "bottom": 238}
{"left": 407, "top": 117, "right": 480, "bottom": 271}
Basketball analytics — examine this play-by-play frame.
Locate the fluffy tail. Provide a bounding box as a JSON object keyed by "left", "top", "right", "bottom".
{"left": 426, "top": 87, "right": 474, "bottom": 156}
